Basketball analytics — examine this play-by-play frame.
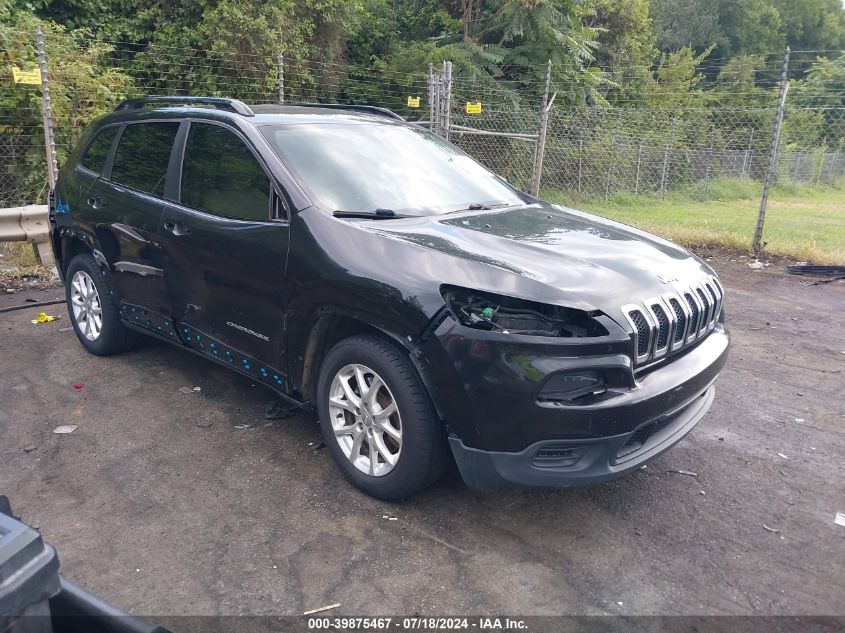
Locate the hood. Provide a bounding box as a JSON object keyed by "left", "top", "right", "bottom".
{"left": 360, "top": 202, "right": 716, "bottom": 314}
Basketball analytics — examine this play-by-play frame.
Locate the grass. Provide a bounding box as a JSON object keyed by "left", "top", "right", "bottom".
{"left": 542, "top": 178, "right": 845, "bottom": 264}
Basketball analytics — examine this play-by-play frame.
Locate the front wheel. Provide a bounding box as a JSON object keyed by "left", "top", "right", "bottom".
{"left": 316, "top": 334, "right": 448, "bottom": 500}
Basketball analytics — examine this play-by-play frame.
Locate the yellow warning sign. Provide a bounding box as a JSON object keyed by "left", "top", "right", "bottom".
{"left": 11, "top": 66, "right": 41, "bottom": 86}
{"left": 407, "top": 96, "right": 421, "bottom": 108}
{"left": 465, "top": 101, "right": 482, "bottom": 114}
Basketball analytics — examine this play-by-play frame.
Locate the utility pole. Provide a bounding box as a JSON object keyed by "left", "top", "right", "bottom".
{"left": 752, "top": 47, "right": 790, "bottom": 256}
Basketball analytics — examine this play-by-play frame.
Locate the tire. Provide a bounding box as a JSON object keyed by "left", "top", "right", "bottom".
{"left": 65, "top": 253, "right": 137, "bottom": 356}
{"left": 316, "top": 334, "right": 448, "bottom": 500}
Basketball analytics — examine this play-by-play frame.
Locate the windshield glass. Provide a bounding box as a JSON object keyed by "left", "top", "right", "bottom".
{"left": 260, "top": 122, "right": 524, "bottom": 216}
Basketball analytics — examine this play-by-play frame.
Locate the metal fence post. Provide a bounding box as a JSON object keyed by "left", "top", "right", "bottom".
{"left": 428, "top": 63, "right": 435, "bottom": 131}
{"left": 277, "top": 53, "right": 285, "bottom": 104}
{"left": 605, "top": 111, "right": 620, "bottom": 201}
{"left": 752, "top": 47, "right": 790, "bottom": 256}
{"left": 443, "top": 61, "right": 452, "bottom": 141}
{"left": 35, "top": 27, "right": 57, "bottom": 192}
{"left": 815, "top": 142, "right": 826, "bottom": 186}
{"left": 634, "top": 142, "right": 643, "bottom": 196}
{"left": 742, "top": 129, "right": 754, "bottom": 178}
{"left": 530, "top": 60, "right": 552, "bottom": 197}
{"left": 704, "top": 124, "right": 715, "bottom": 196}
{"left": 577, "top": 130, "right": 584, "bottom": 194}
{"left": 660, "top": 120, "right": 676, "bottom": 199}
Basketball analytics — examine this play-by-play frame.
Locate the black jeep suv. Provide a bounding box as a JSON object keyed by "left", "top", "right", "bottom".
{"left": 49, "top": 96, "right": 729, "bottom": 499}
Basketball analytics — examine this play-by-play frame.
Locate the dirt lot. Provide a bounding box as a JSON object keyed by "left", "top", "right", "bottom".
{"left": 1, "top": 255, "right": 843, "bottom": 617}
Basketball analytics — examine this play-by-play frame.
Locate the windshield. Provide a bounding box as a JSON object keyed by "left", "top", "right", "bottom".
{"left": 260, "top": 122, "right": 525, "bottom": 216}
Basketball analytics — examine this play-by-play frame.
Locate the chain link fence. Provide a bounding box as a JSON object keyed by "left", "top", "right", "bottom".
{"left": 2, "top": 31, "right": 843, "bottom": 244}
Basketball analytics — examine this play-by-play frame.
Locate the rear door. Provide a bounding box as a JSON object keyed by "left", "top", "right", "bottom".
{"left": 157, "top": 120, "right": 291, "bottom": 380}
{"left": 83, "top": 121, "right": 181, "bottom": 319}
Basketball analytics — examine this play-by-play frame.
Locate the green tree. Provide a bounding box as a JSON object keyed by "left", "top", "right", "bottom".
{"left": 718, "top": 0, "right": 784, "bottom": 57}
{"left": 0, "top": 1, "right": 132, "bottom": 204}
{"left": 650, "top": 0, "right": 722, "bottom": 52}
{"left": 771, "top": 0, "right": 845, "bottom": 51}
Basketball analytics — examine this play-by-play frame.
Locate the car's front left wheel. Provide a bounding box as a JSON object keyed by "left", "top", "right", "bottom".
{"left": 316, "top": 334, "right": 448, "bottom": 500}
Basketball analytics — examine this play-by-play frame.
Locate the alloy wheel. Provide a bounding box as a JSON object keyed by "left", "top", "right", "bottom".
{"left": 70, "top": 270, "right": 103, "bottom": 341}
{"left": 328, "top": 363, "right": 402, "bottom": 476}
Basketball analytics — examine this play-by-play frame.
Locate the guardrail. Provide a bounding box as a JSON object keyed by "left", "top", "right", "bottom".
{"left": 0, "top": 204, "right": 55, "bottom": 269}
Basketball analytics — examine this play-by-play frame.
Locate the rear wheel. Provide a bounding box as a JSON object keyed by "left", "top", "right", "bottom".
{"left": 65, "top": 253, "right": 136, "bottom": 356}
{"left": 316, "top": 334, "right": 448, "bottom": 500}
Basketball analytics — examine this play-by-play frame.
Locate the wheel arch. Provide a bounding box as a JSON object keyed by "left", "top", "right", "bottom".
{"left": 296, "top": 310, "right": 446, "bottom": 421}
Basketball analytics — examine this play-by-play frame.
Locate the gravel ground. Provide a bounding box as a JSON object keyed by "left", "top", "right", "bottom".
{"left": 1, "top": 257, "right": 843, "bottom": 617}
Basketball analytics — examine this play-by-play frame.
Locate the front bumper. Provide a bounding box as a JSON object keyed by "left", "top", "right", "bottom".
{"left": 420, "top": 317, "right": 729, "bottom": 490}
{"left": 450, "top": 385, "right": 715, "bottom": 490}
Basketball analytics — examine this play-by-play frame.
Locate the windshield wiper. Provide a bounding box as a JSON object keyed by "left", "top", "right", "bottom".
{"left": 449, "top": 202, "right": 517, "bottom": 213}
{"left": 332, "top": 208, "right": 405, "bottom": 220}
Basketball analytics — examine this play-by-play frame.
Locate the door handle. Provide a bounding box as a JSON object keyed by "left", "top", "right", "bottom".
{"left": 163, "top": 219, "right": 191, "bottom": 237}
{"left": 86, "top": 197, "right": 105, "bottom": 209}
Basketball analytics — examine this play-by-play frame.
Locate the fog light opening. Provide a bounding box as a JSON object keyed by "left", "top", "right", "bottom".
{"left": 538, "top": 370, "right": 606, "bottom": 403}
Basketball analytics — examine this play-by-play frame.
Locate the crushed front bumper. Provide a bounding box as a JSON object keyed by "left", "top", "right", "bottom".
{"left": 422, "top": 316, "right": 729, "bottom": 490}
{"left": 450, "top": 385, "right": 715, "bottom": 490}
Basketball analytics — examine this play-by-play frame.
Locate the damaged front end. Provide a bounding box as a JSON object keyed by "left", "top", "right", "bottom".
{"left": 440, "top": 286, "right": 609, "bottom": 338}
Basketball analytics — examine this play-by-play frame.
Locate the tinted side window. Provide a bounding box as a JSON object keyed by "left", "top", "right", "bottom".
{"left": 111, "top": 122, "right": 180, "bottom": 196}
{"left": 181, "top": 123, "right": 270, "bottom": 221}
{"left": 79, "top": 126, "right": 118, "bottom": 174}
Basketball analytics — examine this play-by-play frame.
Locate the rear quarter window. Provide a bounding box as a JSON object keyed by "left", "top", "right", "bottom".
{"left": 79, "top": 126, "right": 118, "bottom": 174}
{"left": 111, "top": 122, "right": 180, "bottom": 196}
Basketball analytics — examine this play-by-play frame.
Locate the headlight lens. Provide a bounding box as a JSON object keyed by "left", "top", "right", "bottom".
{"left": 441, "top": 286, "right": 608, "bottom": 337}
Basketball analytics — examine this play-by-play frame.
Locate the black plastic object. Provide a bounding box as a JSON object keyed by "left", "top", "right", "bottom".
{"left": 0, "top": 498, "right": 61, "bottom": 633}
{"left": 114, "top": 96, "right": 255, "bottom": 117}
{"left": 50, "top": 577, "right": 171, "bottom": 633}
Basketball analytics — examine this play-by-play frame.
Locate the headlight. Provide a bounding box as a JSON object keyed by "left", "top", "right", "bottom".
{"left": 441, "top": 286, "right": 609, "bottom": 337}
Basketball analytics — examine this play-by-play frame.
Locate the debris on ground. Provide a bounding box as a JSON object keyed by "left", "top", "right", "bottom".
{"left": 794, "top": 417, "right": 805, "bottom": 423}
{"left": 23, "top": 445, "right": 38, "bottom": 453}
{"left": 303, "top": 603, "right": 341, "bottom": 616}
{"left": 265, "top": 400, "right": 298, "bottom": 420}
{"left": 72, "top": 383, "right": 84, "bottom": 390}
{"left": 834, "top": 513, "right": 845, "bottom": 527}
{"left": 31, "top": 312, "right": 59, "bottom": 324}
{"left": 58, "top": 327, "right": 73, "bottom": 332}
{"left": 194, "top": 420, "right": 212, "bottom": 429}
{"left": 193, "top": 386, "right": 201, "bottom": 392}
{"left": 762, "top": 524, "right": 781, "bottom": 533}
{"left": 786, "top": 264, "right": 845, "bottom": 277}
{"left": 53, "top": 425, "right": 78, "bottom": 434}
{"left": 233, "top": 424, "right": 251, "bottom": 430}
{"left": 178, "top": 386, "right": 196, "bottom": 394}
{"left": 747, "top": 260, "right": 767, "bottom": 270}
{"left": 668, "top": 469, "right": 698, "bottom": 477}
{"left": 777, "top": 452, "right": 789, "bottom": 459}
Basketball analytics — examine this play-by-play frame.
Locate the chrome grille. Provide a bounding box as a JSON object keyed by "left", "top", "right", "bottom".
{"left": 628, "top": 309, "right": 651, "bottom": 360}
{"left": 623, "top": 276, "right": 723, "bottom": 366}
{"left": 649, "top": 302, "right": 670, "bottom": 353}
{"left": 668, "top": 297, "right": 686, "bottom": 346}
{"left": 684, "top": 292, "right": 700, "bottom": 337}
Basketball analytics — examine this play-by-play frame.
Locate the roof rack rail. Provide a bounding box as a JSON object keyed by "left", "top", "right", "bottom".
{"left": 114, "top": 97, "right": 255, "bottom": 117}
{"left": 286, "top": 102, "right": 404, "bottom": 121}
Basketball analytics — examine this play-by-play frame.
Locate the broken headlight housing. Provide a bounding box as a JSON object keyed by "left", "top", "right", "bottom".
{"left": 441, "top": 286, "right": 609, "bottom": 337}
